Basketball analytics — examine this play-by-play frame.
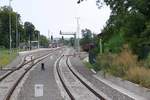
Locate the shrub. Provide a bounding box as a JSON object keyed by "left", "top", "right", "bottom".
{"left": 96, "top": 53, "right": 115, "bottom": 71}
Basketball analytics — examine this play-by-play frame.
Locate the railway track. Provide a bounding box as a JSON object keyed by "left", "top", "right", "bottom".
{"left": 0, "top": 48, "right": 62, "bottom": 82}
{"left": 0, "top": 47, "right": 62, "bottom": 100}
{"left": 55, "top": 54, "right": 107, "bottom": 100}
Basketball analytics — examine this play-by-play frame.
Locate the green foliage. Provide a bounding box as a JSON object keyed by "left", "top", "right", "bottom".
{"left": 104, "top": 31, "right": 124, "bottom": 53}
{"left": 89, "top": 0, "right": 150, "bottom": 88}
{"left": 0, "top": 6, "right": 20, "bottom": 48}
{"left": 95, "top": 0, "right": 150, "bottom": 58}
{"left": 39, "top": 35, "right": 49, "bottom": 47}
{"left": 24, "top": 22, "right": 35, "bottom": 41}
{"left": 80, "top": 28, "right": 93, "bottom": 48}
{"left": 0, "top": 6, "right": 47, "bottom": 49}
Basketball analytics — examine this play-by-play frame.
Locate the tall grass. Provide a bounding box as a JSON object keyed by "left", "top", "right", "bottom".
{"left": 110, "top": 45, "right": 138, "bottom": 77}
{"left": 96, "top": 44, "right": 150, "bottom": 88}
{"left": 126, "top": 67, "right": 150, "bottom": 88}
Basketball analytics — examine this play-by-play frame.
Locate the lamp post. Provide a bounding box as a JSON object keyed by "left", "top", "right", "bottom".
{"left": 9, "top": 0, "right": 12, "bottom": 54}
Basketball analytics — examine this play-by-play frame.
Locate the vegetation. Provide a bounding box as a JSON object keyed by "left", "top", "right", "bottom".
{"left": 0, "top": 6, "right": 49, "bottom": 66}
{"left": 79, "top": 0, "right": 150, "bottom": 88}
{"left": 95, "top": 45, "right": 150, "bottom": 88}
{"left": 0, "top": 48, "right": 17, "bottom": 67}
{"left": 0, "top": 6, "right": 49, "bottom": 49}
{"left": 39, "top": 35, "right": 49, "bottom": 48}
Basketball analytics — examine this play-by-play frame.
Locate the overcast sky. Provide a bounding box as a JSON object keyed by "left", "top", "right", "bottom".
{"left": 0, "top": 0, "right": 111, "bottom": 38}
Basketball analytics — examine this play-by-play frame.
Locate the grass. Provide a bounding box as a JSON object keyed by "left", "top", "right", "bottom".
{"left": 0, "top": 48, "right": 18, "bottom": 68}
{"left": 83, "top": 61, "right": 93, "bottom": 69}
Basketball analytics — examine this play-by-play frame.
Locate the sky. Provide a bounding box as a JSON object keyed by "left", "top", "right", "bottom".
{"left": 0, "top": 0, "right": 111, "bottom": 38}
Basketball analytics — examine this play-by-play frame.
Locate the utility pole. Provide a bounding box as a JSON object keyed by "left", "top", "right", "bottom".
{"left": 76, "top": 17, "right": 80, "bottom": 53}
{"left": 9, "top": 0, "right": 12, "bottom": 54}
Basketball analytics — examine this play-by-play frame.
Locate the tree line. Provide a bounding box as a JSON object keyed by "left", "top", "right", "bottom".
{"left": 78, "top": 0, "right": 150, "bottom": 88}
{"left": 78, "top": 0, "right": 150, "bottom": 59}
{"left": 98, "top": 0, "right": 150, "bottom": 59}
{"left": 0, "top": 6, "right": 49, "bottom": 49}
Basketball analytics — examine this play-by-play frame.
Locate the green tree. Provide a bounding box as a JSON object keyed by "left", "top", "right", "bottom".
{"left": 95, "top": 0, "right": 150, "bottom": 58}
{"left": 39, "top": 35, "right": 49, "bottom": 48}
{"left": 80, "top": 28, "right": 93, "bottom": 50}
{"left": 24, "top": 22, "right": 35, "bottom": 49}
{"left": 0, "top": 6, "right": 21, "bottom": 48}
{"left": 34, "top": 30, "right": 40, "bottom": 41}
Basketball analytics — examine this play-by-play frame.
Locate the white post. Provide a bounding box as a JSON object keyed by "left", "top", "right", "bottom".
{"left": 38, "top": 32, "right": 40, "bottom": 48}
